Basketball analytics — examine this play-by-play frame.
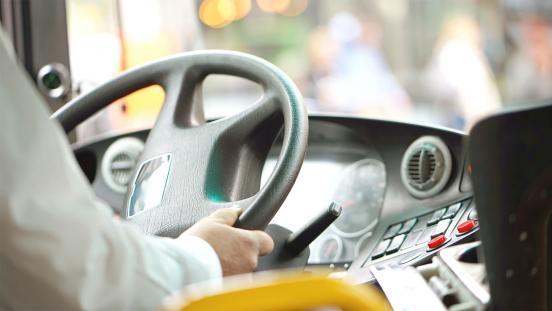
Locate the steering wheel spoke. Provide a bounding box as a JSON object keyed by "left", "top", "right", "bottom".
{"left": 161, "top": 70, "right": 207, "bottom": 128}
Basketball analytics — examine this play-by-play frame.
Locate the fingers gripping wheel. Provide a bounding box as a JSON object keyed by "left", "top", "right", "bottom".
{"left": 52, "top": 51, "right": 308, "bottom": 236}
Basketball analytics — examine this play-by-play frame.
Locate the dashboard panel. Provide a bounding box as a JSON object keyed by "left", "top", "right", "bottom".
{"left": 73, "top": 115, "right": 476, "bottom": 276}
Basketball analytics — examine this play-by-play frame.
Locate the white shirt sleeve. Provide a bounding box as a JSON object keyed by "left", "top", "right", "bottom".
{"left": 0, "top": 29, "right": 222, "bottom": 311}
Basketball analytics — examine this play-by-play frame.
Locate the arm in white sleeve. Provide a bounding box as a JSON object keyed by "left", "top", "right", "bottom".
{"left": 0, "top": 29, "right": 221, "bottom": 311}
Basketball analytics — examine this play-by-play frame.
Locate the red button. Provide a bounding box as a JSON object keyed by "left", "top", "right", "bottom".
{"left": 428, "top": 235, "right": 447, "bottom": 249}
{"left": 457, "top": 220, "right": 477, "bottom": 234}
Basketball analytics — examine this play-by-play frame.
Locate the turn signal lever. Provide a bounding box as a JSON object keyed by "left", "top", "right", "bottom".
{"left": 257, "top": 202, "right": 342, "bottom": 271}
{"left": 286, "top": 202, "right": 342, "bottom": 255}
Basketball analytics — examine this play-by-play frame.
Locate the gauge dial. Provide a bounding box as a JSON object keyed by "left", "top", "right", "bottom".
{"left": 317, "top": 234, "right": 343, "bottom": 262}
{"left": 331, "top": 159, "right": 386, "bottom": 237}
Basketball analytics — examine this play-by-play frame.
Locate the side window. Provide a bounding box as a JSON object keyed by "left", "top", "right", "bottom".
{"left": 67, "top": 0, "right": 201, "bottom": 142}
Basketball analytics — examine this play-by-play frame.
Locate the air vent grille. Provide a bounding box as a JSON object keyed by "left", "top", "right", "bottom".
{"left": 408, "top": 149, "right": 438, "bottom": 185}
{"left": 401, "top": 136, "right": 452, "bottom": 198}
{"left": 111, "top": 153, "right": 135, "bottom": 186}
{"left": 101, "top": 137, "right": 144, "bottom": 194}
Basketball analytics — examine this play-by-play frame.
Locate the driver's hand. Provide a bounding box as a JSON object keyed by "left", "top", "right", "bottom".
{"left": 179, "top": 207, "right": 274, "bottom": 276}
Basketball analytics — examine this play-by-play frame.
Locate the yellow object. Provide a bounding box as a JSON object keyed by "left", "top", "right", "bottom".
{"left": 162, "top": 273, "right": 391, "bottom": 311}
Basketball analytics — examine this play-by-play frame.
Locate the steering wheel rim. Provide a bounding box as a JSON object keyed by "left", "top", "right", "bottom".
{"left": 52, "top": 50, "right": 308, "bottom": 236}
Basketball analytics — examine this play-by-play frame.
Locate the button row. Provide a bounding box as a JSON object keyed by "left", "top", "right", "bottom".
{"left": 374, "top": 221, "right": 450, "bottom": 259}
{"left": 371, "top": 200, "right": 471, "bottom": 261}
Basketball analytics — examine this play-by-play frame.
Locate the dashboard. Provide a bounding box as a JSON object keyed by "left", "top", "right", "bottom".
{"left": 73, "top": 115, "right": 477, "bottom": 279}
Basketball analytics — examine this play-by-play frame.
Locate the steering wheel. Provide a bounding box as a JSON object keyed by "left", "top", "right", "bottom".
{"left": 52, "top": 51, "right": 308, "bottom": 237}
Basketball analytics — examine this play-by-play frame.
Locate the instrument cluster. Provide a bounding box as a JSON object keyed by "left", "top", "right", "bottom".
{"left": 266, "top": 156, "right": 387, "bottom": 265}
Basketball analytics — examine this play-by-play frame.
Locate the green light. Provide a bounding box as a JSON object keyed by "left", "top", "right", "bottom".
{"left": 41, "top": 72, "right": 62, "bottom": 90}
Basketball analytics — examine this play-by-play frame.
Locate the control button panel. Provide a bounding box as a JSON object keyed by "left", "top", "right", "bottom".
{"left": 349, "top": 199, "right": 480, "bottom": 285}
{"left": 361, "top": 199, "right": 478, "bottom": 273}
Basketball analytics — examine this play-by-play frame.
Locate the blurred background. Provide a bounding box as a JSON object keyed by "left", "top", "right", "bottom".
{"left": 66, "top": 0, "right": 552, "bottom": 140}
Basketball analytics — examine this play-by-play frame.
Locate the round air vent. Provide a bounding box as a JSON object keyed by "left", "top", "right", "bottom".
{"left": 101, "top": 137, "right": 144, "bottom": 193}
{"left": 401, "top": 136, "right": 452, "bottom": 198}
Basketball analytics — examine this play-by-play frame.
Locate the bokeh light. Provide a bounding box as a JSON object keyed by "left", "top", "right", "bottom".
{"left": 200, "top": 0, "right": 233, "bottom": 28}
{"left": 256, "top": 0, "right": 291, "bottom": 14}
{"left": 234, "top": 0, "right": 252, "bottom": 20}
{"left": 199, "top": 0, "right": 252, "bottom": 28}
{"left": 280, "top": 0, "right": 308, "bottom": 17}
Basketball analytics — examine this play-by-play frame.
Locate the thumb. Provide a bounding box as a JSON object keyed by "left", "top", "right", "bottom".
{"left": 207, "top": 207, "right": 242, "bottom": 226}
{"left": 251, "top": 230, "right": 274, "bottom": 256}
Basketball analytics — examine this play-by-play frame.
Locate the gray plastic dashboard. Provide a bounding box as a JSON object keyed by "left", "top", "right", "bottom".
{"left": 72, "top": 115, "right": 475, "bottom": 274}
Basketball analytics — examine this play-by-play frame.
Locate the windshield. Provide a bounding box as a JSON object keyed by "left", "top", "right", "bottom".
{"left": 67, "top": 0, "right": 552, "bottom": 140}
